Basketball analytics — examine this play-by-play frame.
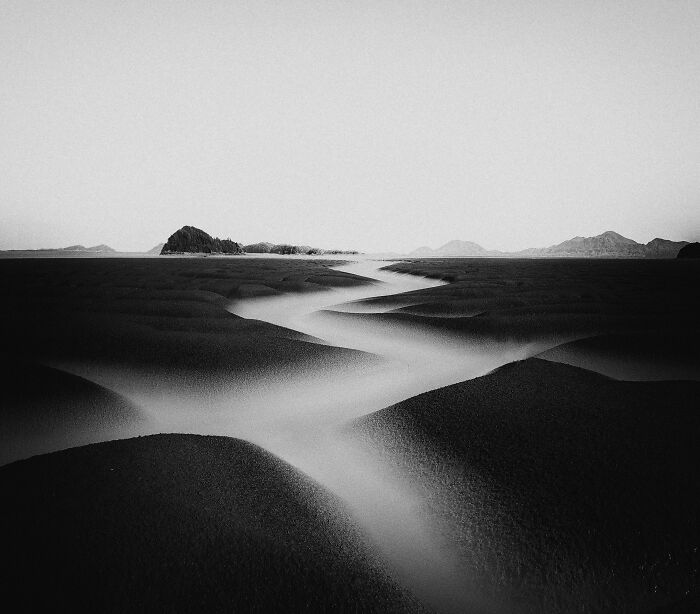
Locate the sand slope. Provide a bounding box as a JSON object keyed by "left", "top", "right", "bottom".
{"left": 537, "top": 332, "right": 700, "bottom": 381}
{"left": 0, "top": 359, "right": 146, "bottom": 465}
{"left": 0, "top": 434, "right": 421, "bottom": 613}
{"left": 354, "top": 358, "right": 700, "bottom": 613}
{"left": 0, "top": 257, "right": 381, "bottom": 412}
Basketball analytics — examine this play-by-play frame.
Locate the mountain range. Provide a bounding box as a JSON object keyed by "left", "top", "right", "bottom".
{"left": 1, "top": 230, "right": 691, "bottom": 259}
{"left": 19, "top": 244, "right": 119, "bottom": 253}
{"left": 409, "top": 231, "right": 689, "bottom": 259}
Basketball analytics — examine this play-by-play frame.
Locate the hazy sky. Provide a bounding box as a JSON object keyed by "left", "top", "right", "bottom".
{"left": 1, "top": 1, "right": 699, "bottom": 252}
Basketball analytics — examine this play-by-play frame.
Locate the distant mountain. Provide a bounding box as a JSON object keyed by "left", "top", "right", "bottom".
{"left": 527, "top": 231, "right": 688, "bottom": 258}
{"left": 677, "top": 242, "right": 700, "bottom": 259}
{"left": 408, "top": 231, "right": 688, "bottom": 259}
{"left": 161, "top": 226, "right": 244, "bottom": 255}
{"left": 410, "top": 240, "right": 492, "bottom": 257}
{"left": 529, "top": 231, "right": 643, "bottom": 257}
{"left": 85, "top": 244, "right": 117, "bottom": 253}
{"left": 27, "top": 244, "right": 118, "bottom": 253}
{"left": 147, "top": 243, "right": 164, "bottom": 255}
{"left": 646, "top": 238, "right": 691, "bottom": 258}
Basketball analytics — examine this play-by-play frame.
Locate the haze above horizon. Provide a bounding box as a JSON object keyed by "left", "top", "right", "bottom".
{"left": 2, "top": 1, "right": 699, "bottom": 253}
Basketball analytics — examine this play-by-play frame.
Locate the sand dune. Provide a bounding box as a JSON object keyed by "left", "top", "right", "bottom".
{"left": 0, "top": 434, "right": 421, "bottom": 613}
{"left": 375, "top": 258, "right": 697, "bottom": 338}
{"left": 354, "top": 358, "right": 700, "bottom": 613}
{"left": 538, "top": 331, "right": 700, "bottom": 381}
{"left": 3, "top": 255, "right": 698, "bottom": 612}
{"left": 0, "top": 359, "right": 147, "bottom": 465}
{"left": 0, "top": 257, "right": 383, "bottom": 426}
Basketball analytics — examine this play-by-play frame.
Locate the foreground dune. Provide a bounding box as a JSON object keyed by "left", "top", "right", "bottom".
{"left": 0, "top": 434, "right": 421, "bottom": 613}
{"left": 354, "top": 358, "right": 700, "bottom": 613}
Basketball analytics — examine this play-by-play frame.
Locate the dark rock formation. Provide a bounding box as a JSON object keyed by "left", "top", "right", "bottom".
{"left": 160, "top": 226, "right": 244, "bottom": 255}
{"left": 173, "top": 235, "right": 357, "bottom": 256}
{"left": 677, "top": 242, "right": 700, "bottom": 259}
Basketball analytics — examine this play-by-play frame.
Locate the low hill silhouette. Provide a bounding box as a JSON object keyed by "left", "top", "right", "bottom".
{"left": 409, "top": 231, "right": 688, "bottom": 258}
{"left": 161, "top": 226, "right": 244, "bottom": 254}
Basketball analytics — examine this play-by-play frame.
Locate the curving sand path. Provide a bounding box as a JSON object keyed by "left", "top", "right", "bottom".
{"left": 227, "top": 258, "right": 552, "bottom": 613}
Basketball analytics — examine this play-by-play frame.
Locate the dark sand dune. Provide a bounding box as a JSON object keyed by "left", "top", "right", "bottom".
{"left": 0, "top": 257, "right": 380, "bottom": 398}
{"left": 0, "top": 434, "right": 421, "bottom": 613}
{"left": 354, "top": 358, "right": 700, "bottom": 614}
{"left": 0, "top": 257, "right": 384, "bottom": 464}
{"left": 0, "top": 359, "right": 146, "bottom": 465}
{"left": 538, "top": 332, "right": 700, "bottom": 381}
{"left": 3, "top": 256, "right": 697, "bottom": 612}
{"left": 357, "top": 259, "right": 699, "bottom": 346}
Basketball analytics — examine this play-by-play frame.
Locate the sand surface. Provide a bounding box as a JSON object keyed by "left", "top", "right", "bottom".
{"left": 2, "top": 255, "right": 698, "bottom": 613}
{"left": 354, "top": 358, "right": 700, "bottom": 613}
{"left": 0, "top": 434, "right": 420, "bottom": 612}
{"left": 537, "top": 331, "right": 700, "bottom": 381}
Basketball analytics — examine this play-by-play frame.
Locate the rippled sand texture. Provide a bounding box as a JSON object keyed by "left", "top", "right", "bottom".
{"left": 2, "top": 255, "right": 698, "bottom": 613}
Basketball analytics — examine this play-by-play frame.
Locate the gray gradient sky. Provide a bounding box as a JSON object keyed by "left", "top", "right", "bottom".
{"left": 1, "top": 1, "right": 699, "bottom": 253}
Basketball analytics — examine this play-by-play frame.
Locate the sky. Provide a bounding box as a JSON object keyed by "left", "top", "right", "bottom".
{"left": 1, "top": 0, "right": 699, "bottom": 253}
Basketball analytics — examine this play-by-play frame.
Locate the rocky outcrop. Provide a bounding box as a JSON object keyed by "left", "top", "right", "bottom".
{"left": 160, "top": 226, "right": 244, "bottom": 255}
{"left": 677, "top": 242, "right": 700, "bottom": 259}
{"left": 159, "top": 230, "right": 358, "bottom": 256}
